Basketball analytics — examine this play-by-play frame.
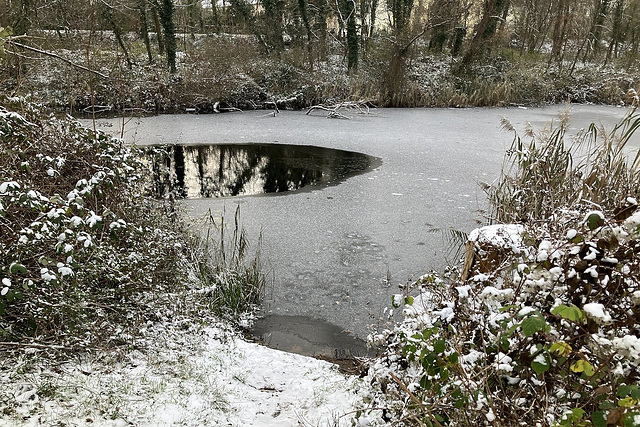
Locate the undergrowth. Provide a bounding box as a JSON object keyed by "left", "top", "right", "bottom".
{"left": 0, "top": 97, "right": 264, "bottom": 351}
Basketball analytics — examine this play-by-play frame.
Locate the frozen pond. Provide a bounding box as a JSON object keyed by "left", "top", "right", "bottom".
{"left": 89, "top": 105, "right": 636, "bottom": 354}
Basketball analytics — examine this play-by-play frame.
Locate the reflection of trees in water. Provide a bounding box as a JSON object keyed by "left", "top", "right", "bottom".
{"left": 150, "top": 144, "right": 373, "bottom": 199}
{"left": 190, "top": 145, "right": 267, "bottom": 197}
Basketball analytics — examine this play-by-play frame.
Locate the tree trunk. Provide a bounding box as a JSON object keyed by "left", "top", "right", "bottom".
{"left": 605, "top": 0, "right": 624, "bottom": 65}
{"left": 103, "top": 4, "right": 133, "bottom": 69}
{"left": 338, "top": 0, "right": 358, "bottom": 70}
{"left": 297, "top": 0, "right": 314, "bottom": 68}
{"left": 369, "top": 0, "right": 378, "bottom": 37}
{"left": 461, "top": 0, "right": 508, "bottom": 65}
{"left": 428, "top": 0, "right": 452, "bottom": 53}
{"left": 583, "top": 0, "right": 612, "bottom": 61}
{"left": 158, "top": 0, "right": 177, "bottom": 73}
{"left": 451, "top": 26, "right": 466, "bottom": 56}
{"left": 12, "top": 0, "right": 32, "bottom": 35}
{"left": 262, "top": 0, "right": 285, "bottom": 51}
{"left": 139, "top": 0, "right": 154, "bottom": 64}
{"left": 151, "top": 4, "right": 165, "bottom": 54}
{"left": 390, "top": 0, "right": 414, "bottom": 34}
{"left": 383, "top": 52, "right": 407, "bottom": 106}
{"left": 316, "top": 0, "right": 329, "bottom": 59}
{"left": 550, "top": 0, "right": 568, "bottom": 61}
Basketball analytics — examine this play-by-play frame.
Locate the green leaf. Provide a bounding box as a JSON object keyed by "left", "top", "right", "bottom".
{"left": 618, "top": 397, "right": 635, "bottom": 407}
{"left": 499, "top": 304, "right": 517, "bottom": 312}
{"left": 521, "top": 314, "right": 548, "bottom": 337}
{"left": 587, "top": 212, "right": 605, "bottom": 230}
{"left": 434, "top": 339, "right": 446, "bottom": 354}
{"left": 5, "top": 290, "right": 16, "bottom": 303}
{"left": 422, "top": 328, "right": 434, "bottom": 340}
{"left": 531, "top": 355, "right": 550, "bottom": 375}
{"left": 624, "top": 412, "right": 640, "bottom": 427}
{"left": 571, "top": 234, "right": 585, "bottom": 243}
{"left": 38, "top": 256, "right": 54, "bottom": 266}
{"left": 552, "top": 304, "right": 585, "bottom": 323}
{"left": 500, "top": 334, "right": 510, "bottom": 351}
{"left": 9, "top": 262, "right": 27, "bottom": 274}
{"left": 405, "top": 296, "right": 414, "bottom": 306}
{"left": 570, "top": 408, "right": 585, "bottom": 419}
{"left": 618, "top": 385, "right": 633, "bottom": 397}
{"left": 599, "top": 401, "right": 616, "bottom": 410}
{"left": 550, "top": 341, "right": 572, "bottom": 357}
{"left": 419, "top": 375, "right": 430, "bottom": 389}
{"left": 591, "top": 411, "right": 607, "bottom": 427}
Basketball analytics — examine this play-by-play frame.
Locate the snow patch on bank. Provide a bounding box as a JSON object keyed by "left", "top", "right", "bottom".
{"left": 0, "top": 323, "right": 377, "bottom": 426}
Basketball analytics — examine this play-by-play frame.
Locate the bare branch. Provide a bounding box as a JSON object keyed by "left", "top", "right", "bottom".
{"left": 6, "top": 39, "right": 110, "bottom": 79}
{"left": 0, "top": 341, "right": 70, "bottom": 350}
{"left": 400, "top": 20, "right": 450, "bottom": 54}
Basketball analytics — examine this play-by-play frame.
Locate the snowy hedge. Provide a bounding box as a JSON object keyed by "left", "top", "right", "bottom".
{"left": 0, "top": 98, "right": 186, "bottom": 346}
{"left": 365, "top": 211, "right": 640, "bottom": 426}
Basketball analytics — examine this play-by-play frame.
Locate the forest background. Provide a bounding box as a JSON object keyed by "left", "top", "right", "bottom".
{"left": 1, "top": 0, "right": 639, "bottom": 112}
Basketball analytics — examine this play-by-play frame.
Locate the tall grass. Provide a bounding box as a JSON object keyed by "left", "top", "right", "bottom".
{"left": 192, "top": 206, "right": 266, "bottom": 320}
{"left": 488, "top": 105, "right": 640, "bottom": 224}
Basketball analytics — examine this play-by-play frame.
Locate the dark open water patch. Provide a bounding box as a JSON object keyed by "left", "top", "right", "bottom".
{"left": 250, "top": 314, "right": 375, "bottom": 359}
{"left": 148, "top": 143, "right": 381, "bottom": 199}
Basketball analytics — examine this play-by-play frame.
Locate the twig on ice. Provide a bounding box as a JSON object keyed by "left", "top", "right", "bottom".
{"left": 305, "top": 100, "right": 375, "bottom": 119}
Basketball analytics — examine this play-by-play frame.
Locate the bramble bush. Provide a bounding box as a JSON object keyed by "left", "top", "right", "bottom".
{"left": 0, "top": 97, "right": 190, "bottom": 346}
{"left": 363, "top": 108, "right": 640, "bottom": 426}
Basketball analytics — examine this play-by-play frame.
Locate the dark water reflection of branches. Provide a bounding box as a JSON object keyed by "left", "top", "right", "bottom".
{"left": 149, "top": 143, "right": 380, "bottom": 199}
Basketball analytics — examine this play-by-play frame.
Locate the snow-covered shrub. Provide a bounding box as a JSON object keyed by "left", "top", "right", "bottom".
{"left": 0, "top": 97, "right": 187, "bottom": 345}
{"left": 363, "top": 109, "right": 640, "bottom": 426}
{"left": 364, "top": 212, "right": 640, "bottom": 426}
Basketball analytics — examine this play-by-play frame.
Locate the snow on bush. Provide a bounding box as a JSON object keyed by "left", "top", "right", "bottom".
{"left": 363, "top": 211, "right": 640, "bottom": 426}
{"left": 0, "top": 97, "right": 187, "bottom": 346}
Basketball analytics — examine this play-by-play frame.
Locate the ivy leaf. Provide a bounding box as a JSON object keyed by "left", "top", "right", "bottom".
{"left": 570, "top": 408, "right": 585, "bottom": 420}
{"left": 618, "top": 385, "right": 633, "bottom": 397}
{"left": 521, "top": 314, "right": 547, "bottom": 337}
{"left": 586, "top": 212, "right": 605, "bottom": 230}
{"left": 571, "top": 234, "right": 585, "bottom": 243}
{"left": 617, "top": 397, "right": 635, "bottom": 408}
{"left": 624, "top": 412, "right": 640, "bottom": 427}
{"left": 600, "top": 401, "right": 616, "bottom": 410}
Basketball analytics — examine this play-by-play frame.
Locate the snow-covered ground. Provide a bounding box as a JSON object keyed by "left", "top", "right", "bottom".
{"left": 0, "top": 322, "right": 381, "bottom": 426}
